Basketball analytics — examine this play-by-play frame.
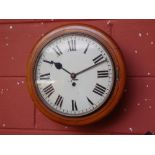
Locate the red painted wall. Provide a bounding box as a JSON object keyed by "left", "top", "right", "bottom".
{"left": 0, "top": 19, "right": 154, "bottom": 134}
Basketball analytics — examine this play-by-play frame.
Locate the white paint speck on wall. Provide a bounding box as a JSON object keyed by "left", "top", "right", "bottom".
{"left": 146, "top": 84, "right": 149, "bottom": 88}
{"left": 144, "top": 98, "right": 148, "bottom": 102}
{"left": 147, "top": 72, "right": 151, "bottom": 76}
{"left": 0, "top": 89, "right": 4, "bottom": 95}
{"left": 107, "top": 20, "right": 111, "bottom": 25}
{"left": 149, "top": 105, "right": 152, "bottom": 109}
{"left": 129, "top": 127, "right": 133, "bottom": 132}
{"left": 2, "top": 123, "right": 6, "bottom": 127}
{"left": 146, "top": 32, "right": 149, "bottom": 36}
{"left": 16, "top": 81, "right": 25, "bottom": 86}
{"left": 17, "top": 81, "right": 20, "bottom": 85}
{"left": 138, "top": 33, "right": 142, "bottom": 37}
{"left": 9, "top": 25, "right": 13, "bottom": 29}
{"left": 134, "top": 50, "right": 138, "bottom": 54}
{"left": 150, "top": 41, "right": 154, "bottom": 45}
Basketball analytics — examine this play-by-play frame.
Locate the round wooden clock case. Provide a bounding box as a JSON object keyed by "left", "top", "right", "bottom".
{"left": 27, "top": 24, "right": 126, "bottom": 126}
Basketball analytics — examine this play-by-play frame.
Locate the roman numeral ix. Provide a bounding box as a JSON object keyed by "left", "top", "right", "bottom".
{"left": 68, "top": 39, "right": 76, "bottom": 51}
{"left": 72, "top": 100, "right": 78, "bottom": 111}
{"left": 93, "top": 54, "right": 103, "bottom": 64}
{"left": 40, "top": 73, "right": 50, "bottom": 80}
{"left": 55, "top": 95, "right": 63, "bottom": 108}
{"left": 43, "top": 84, "right": 55, "bottom": 98}
{"left": 93, "top": 83, "right": 106, "bottom": 96}
{"left": 97, "top": 70, "right": 109, "bottom": 78}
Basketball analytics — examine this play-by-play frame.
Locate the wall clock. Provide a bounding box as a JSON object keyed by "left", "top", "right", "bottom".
{"left": 27, "top": 24, "right": 126, "bottom": 126}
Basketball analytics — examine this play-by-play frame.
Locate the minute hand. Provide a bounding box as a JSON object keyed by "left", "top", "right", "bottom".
{"left": 76, "top": 59, "right": 107, "bottom": 76}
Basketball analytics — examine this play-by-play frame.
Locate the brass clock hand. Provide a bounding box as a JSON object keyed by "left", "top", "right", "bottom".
{"left": 76, "top": 59, "right": 107, "bottom": 76}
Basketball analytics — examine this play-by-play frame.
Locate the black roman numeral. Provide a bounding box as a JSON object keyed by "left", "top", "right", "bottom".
{"left": 43, "top": 84, "right": 55, "bottom": 98}
{"left": 97, "top": 70, "right": 109, "bottom": 78}
{"left": 72, "top": 100, "right": 78, "bottom": 111}
{"left": 40, "top": 73, "right": 50, "bottom": 80}
{"left": 68, "top": 39, "right": 76, "bottom": 51}
{"left": 84, "top": 43, "right": 89, "bottom": 54}
{"left": 87, "top": 97, "right": 94, "bottom": 105}
{"left": 93, "top": 83, "right": 106, "bottom": 96}
{"left": 53, "top": 45, "right": 63, "bottom": 56}
{"left": 93, "top": 54, "right": 103, "bottom": 64}
{"left": 55, "top": 95, "right": 63, "bottom": 108}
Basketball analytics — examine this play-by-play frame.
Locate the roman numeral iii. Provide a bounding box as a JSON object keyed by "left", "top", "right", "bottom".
{"left": 55, "top": 95, "right": 63, "bottom": 108}
{"left": 43, "top": 84, "right": 55, "bottom": 98}
{"left": 40, "top": 73, "right": 50, "bottom": 80}
{"left": 97, "top": 70, "right": 109, "bottom": 78}
{"left": 72, "top": 100, "right": 78, "bottom": 111}
{"left": 93, "top": 54, "right": 103, "bottom": 64}
{"left": 93, "top": 83, "right": 106, "bottom": 96}
{"left": 53, "top": 45, "right": 63, "bottom": 56}
{"left": 68, "top": 39, "right": 76, "bottom": 51}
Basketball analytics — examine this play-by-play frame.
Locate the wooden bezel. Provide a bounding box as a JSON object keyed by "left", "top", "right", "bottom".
{"left": 26, "top": 24, "right": 126, "bottom": 126}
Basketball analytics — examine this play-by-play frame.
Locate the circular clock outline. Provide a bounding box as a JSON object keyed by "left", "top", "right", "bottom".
{"left": 34, "top": 33, "right": 115, "bottom": 117}
{"left": 27, "top": 24, "right": 126, "bottom": 126}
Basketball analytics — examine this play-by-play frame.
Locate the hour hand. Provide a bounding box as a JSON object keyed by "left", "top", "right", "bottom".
{"left": 43, "top": 60, "right": 71, "bottom": 75}
{"left": 43, "top": 60, "right": 53, "bottom": 64}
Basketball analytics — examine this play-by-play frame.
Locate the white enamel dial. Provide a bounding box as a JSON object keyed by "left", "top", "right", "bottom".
{"left": 34, "top": 34, "right": 115, "bottom": 117}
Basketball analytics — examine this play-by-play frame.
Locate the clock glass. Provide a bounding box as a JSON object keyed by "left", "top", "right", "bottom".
{"left": 34, "top": 33, "right": 115, "bottom": 117}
